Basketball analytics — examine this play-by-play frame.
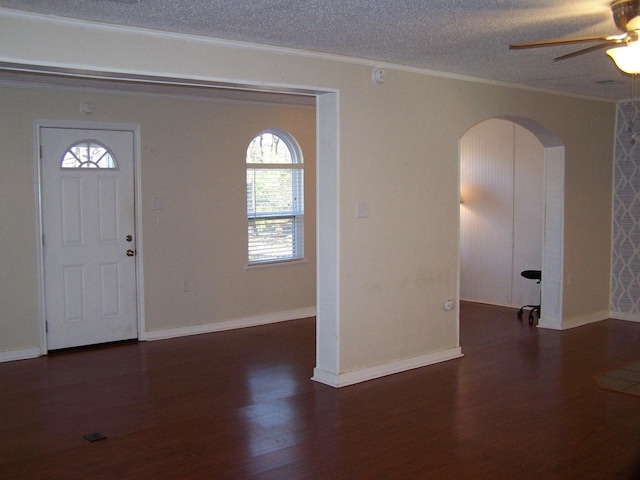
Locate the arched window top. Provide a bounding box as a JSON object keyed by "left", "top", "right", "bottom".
{"left": 61, "top": 141, "right": 117, "bottom": 169}
{"left": 246, "top": 130, "right": 302, "bottom": 165}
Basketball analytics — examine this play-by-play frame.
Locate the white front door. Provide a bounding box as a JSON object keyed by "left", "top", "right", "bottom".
{"left": 41, "top": 127, "right": 138, "bottom": 350}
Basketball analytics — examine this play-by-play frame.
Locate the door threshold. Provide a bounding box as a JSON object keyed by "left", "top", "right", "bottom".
{"left": 48, "top": 338, "right": 138, "bottom": 355}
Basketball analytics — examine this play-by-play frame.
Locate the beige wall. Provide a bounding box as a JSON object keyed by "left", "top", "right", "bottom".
{"left": 0, "top": 84, "right": 316, "bottom": 351}
{"left": 562, "top": 99, "right": 616, "bottom": 323}
{"left": 0, "top": 10, "right": 616, "bottom": 383}
{"left": 0, "top": 87, "right": 40, "bottom": 352}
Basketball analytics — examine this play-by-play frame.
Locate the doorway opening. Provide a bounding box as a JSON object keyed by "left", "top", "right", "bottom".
{"left": 20, "top": 66, "right": 339, "bottom": 369}
{"left": 459, "top": 116, "right": 565, "bottom": 329}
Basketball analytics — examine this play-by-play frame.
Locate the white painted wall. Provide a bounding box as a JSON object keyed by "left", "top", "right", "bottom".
{"left": 460, "top": 119, "right": 544, "bottom": 308}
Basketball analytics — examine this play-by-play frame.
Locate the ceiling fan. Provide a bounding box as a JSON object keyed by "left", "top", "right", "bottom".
{"left": 510, "top": 0, "right": 640, "bottom": 73}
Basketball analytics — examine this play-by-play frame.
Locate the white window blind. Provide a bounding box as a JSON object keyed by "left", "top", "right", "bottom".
{"left": 246, "top": 131, "right": 304, "bottom": 264}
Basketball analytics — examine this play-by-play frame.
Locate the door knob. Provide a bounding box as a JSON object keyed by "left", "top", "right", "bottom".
{"left": 126, "top": 249, "right": 136, "bottom": 257}
{"left": 126, "top": 235, "right": 133, "bottom": 242}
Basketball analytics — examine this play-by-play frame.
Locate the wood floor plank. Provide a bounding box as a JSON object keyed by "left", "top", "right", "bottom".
{"left": 1, "top": 305, "right": 640, "bottom": 479}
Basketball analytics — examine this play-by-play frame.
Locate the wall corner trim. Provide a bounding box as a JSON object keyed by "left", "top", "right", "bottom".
{"left": 311, "top": 347, "right": 463, "bottom": 388}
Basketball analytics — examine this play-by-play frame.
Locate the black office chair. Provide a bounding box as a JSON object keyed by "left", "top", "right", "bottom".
{"left": 517, "top": 270, "right": 541, "bottom": 324}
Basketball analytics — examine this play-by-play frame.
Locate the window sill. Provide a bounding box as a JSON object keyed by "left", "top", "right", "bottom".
{"left": 244, "top": 258, "right": 309, "bottom": 271}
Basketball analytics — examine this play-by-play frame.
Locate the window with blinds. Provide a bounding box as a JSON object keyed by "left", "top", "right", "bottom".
{"left": 246, "top": 130, "right": 304, "bottom": 264}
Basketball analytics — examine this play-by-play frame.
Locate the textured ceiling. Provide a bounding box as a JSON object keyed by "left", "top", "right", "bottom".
{"left": 0, "top": 0, "right": 634, "bottom": 100}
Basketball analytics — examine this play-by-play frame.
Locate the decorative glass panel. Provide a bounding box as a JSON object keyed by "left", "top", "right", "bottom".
{"left": 61, "top": 141, "right": 117, "bottom": 169}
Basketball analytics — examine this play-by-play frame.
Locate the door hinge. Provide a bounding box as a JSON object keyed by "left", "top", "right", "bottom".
{"left": 45, "top": 321, "right": 48, "bottom": 333}
{"left": 39, "top": 144, "right": 43, "bottom": 159}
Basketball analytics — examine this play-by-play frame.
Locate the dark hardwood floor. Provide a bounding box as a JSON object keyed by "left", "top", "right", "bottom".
{"left": 2, "top": 302, "right": 640, "bottom": 479}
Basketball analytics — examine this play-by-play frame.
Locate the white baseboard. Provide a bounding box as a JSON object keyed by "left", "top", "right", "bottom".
{"left": 0, "top": 347, "right": 42, "bottom": 363}
{"left": 552, "top": 310, "right": 610, "bottom": 330}
{"left": 312, "top": 346, "right": 463, "bottom": 388}
{"left": 460, "top": 298, "right": 515, "bottom": 308}
{"left": 143, "top": 307, "right": 316, "bottom": 341}
{"left": 610, "top": 311, "right": 640, "bottom": 322}
{"left": 537, "top": 317, "right": 562, "bottom": 330}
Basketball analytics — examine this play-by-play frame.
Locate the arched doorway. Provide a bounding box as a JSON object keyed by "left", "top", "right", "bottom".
{"left": 459, "top": 116, "right": 565, "bottom": 329}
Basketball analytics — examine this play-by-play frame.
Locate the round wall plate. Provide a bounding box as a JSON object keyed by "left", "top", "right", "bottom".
{"left": 372, "top": 68, "right": 386, "bottom": 84}
{"left": 81, "top": 101, "right": 94, "bottom": 115}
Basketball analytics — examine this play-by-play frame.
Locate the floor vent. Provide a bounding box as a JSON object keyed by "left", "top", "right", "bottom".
{"left": 83, "top": 432, "right": 108, "bottom": 442}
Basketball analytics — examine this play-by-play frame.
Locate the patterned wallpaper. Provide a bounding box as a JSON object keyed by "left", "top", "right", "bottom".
{"left": 611, "top": 100, "right": 640, "bottom": 316}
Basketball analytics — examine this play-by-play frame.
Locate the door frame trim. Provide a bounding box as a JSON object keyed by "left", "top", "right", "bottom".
{"left": 34, "top": 120, "right": 145, "bottom": 353}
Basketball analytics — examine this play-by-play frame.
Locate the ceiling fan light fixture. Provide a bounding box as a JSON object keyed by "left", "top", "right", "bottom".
{"left": 612, "top": 0, "right": 640, "bottom": 31}
{"left": 606, "top": 42, "right": 640, "bottom": 74}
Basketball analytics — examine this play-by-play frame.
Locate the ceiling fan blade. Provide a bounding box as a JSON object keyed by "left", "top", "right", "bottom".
{"left": 509, "top": 35, "right": 614, "bottom": 49}
{"left": 553, "top": 40, "right": 622, "bottom": 61}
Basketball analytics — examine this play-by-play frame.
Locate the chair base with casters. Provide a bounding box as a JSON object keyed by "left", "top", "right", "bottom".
{"left": 517, "top": 269, "right": 541, "bottom": 324}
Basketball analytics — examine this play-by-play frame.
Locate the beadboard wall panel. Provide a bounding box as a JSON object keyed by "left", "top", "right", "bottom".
{"left": 512, "top": 125, "right": 545, "bottom": 307}
{"left": 460, "top": 119, "right": 514, "bottom": 306}
{"left": 460, "top": 118, "right": 543, "bottom": 308}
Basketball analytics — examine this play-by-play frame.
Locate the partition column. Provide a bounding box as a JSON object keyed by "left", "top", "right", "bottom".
{"left": 312, "top": 92, "right": 342, "bottom": 386}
